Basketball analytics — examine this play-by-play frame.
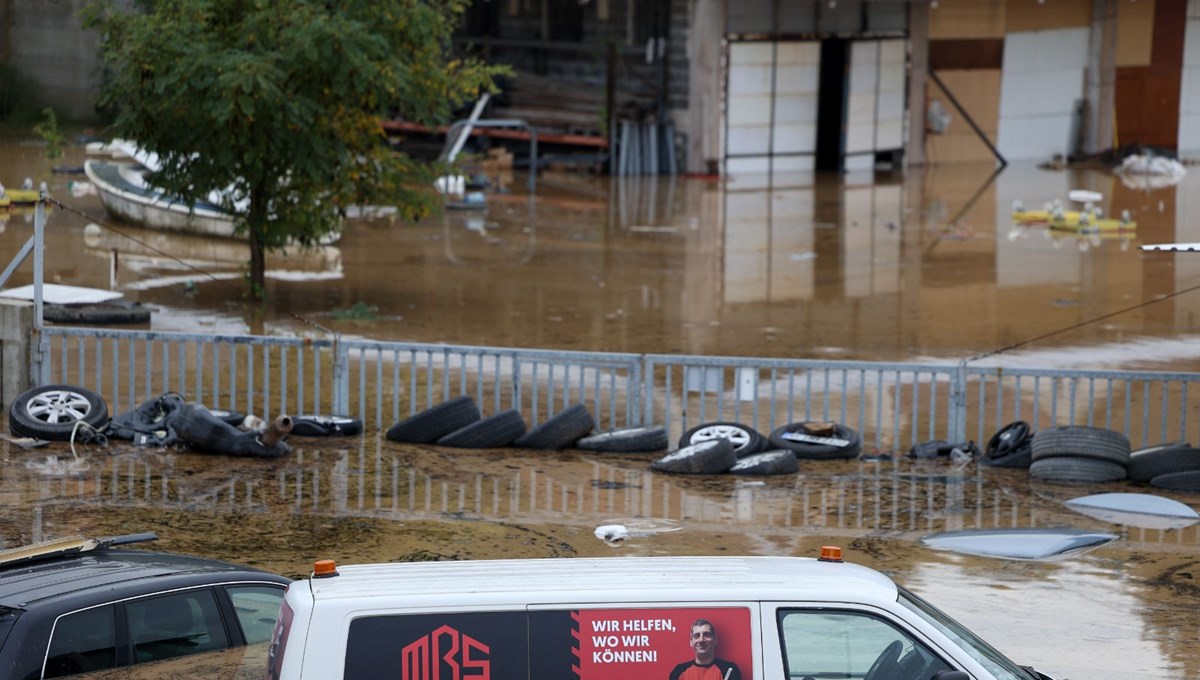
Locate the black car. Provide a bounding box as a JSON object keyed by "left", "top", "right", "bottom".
{"left": 0, "top": 532, "right": 289, "bottom": 679}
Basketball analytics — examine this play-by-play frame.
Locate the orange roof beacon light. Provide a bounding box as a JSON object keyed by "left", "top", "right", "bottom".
{"left": 313, "top": 559, "right": 340, "bottom": 578}
{"left": 817, "top": 546, "right": 844, "bottom": 563}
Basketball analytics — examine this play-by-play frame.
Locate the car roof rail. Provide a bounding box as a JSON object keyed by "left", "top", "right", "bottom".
{"left": 0, "top": 532, "right": 159, "bottom": 570}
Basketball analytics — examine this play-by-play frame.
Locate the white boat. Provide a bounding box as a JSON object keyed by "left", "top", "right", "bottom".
{"left": 85, "top": 159, "right": 340, "bottom": 244}
{"left": 85, "top": 159, "right": 242, "bottom": 239}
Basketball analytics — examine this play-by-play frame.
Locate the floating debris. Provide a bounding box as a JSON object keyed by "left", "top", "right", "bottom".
{"left": 921, "top": 528, "right": 1117, "bottom": 561}
{"left": 1063, "top": 492, "right": 1199, "bottom": 530}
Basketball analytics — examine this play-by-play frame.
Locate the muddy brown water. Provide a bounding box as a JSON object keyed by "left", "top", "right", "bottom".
{"left": 4, "top": 133, "right": 1200, "bottom": 678}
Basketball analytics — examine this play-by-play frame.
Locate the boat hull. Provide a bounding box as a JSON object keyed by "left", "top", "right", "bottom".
{"left": 85, "top": 160, "right": 241, "bottom": 239}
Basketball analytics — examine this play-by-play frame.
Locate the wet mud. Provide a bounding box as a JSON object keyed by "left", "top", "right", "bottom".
{"left": 4, "top": 133, "right": 1200, "bottom": 678}
{"left": 3, "top": 434, "right": 1199, "bottom": 680}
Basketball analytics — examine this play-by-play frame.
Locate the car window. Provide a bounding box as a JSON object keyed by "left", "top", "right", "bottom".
{"left": 126, "top": 590, "right": 229, "bottom": 664}
{"left": 227, "top": 585, "right": 285, "bottom": 644}
{"left": 45, "top": 605, "right": 118, "bottom": 678}
{"left": 778, "top": 609, "right": 953, "bottom": 680}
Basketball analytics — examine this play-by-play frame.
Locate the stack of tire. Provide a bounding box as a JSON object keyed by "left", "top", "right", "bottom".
{"left": 1126, "top": 442, "right": 1200, "bottom": 492}
{"left": 384, "top": 396, "right": 669, "bottom": 454}
{"left": 1029, "top": 425, "right": 1130, "bottom": 484}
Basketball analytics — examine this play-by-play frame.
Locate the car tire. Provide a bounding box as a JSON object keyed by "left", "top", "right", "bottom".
{"left": 1030, "top": 426, "right": 1131, "bottom": 465}
{"left": 768, "top": 422, "right": 861, "bottom": 459}
{"left": 385, "top": 396, "right": 481, "bottom": 444}
{"left": 1029, "top": 456, "right": 1127, "bottom": 484}
{"left": 678, "top": 422, "right": 766, "bottom": 458}
{"left": 1149, "top": 469, "right": 1200, "bottom": 492}
{"left": 576, "top": 426, "right": 669, "bottom": 453}
{"left": 650, "top": 438, "right": 737, "bottom": 475}
{"left": 1127, "top": 443, "right": 1200, "bottom": 482}
{"left": 9, "top": 384, "right": 109, "bottom": 441}
{"left": 436, "top": 409, "right": 527, "bottom": 449}
{"left": 728, "top": 450, "right": 799, "bottom": 476}
{"left": 513, "top": 403, "right": 595, "bottom": 450}
{"left": 289, "top": 415, "right": 365, "bottom": 438}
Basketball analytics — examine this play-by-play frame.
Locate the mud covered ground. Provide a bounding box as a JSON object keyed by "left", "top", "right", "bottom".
{"left": 3, "top": 432, "right": 1199, "bottom": 680}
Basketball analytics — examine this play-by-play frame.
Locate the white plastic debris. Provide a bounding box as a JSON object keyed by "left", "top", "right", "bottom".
{"left": 1067, "top": 190, "right": 1102, "bottom": 203}
{"left": 594, "top": 524, "right": 628, "bottom": 543}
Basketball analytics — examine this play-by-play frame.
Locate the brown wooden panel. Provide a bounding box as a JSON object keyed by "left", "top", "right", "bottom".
{"left": 925, "top": 69, "right": 1000, "bottom": 164}
{"left": 1116, "top": 68, "right": 1179, "bottom": 149}
{"left": 1150, "top": 0, "right": 1185, "bottom": 68}
{"left": 1116, "top": 0, "right": 1154, "bottom": 67}
{"left": 929, "top": 38, "right": 1004, "bottom": 70}
{"left": 1006, "top": 0, "right": 1090, "bottom": 33}
{"left": 1114, "top": 0, "right": 1185, "bottom": 149}
{"left": 929, "top": 0, "right": 1006, "bottom": 39}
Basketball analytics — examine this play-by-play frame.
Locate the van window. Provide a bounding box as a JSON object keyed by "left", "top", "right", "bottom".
{"left": 127, "top": 590, "right": 229, "bottom": 663}
{"left": 777, "top": 609, "right": 953, "bottom": 680}
{"left": 44, "top": 605, "right": 118, "bottom": 677}
{"left": 227, "top": 585, "right": 285, "bottom": 644}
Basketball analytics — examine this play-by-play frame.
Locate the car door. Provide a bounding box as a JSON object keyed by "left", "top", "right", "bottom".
{"left": 760, "top": 603, "right": 958, "bottom": 680}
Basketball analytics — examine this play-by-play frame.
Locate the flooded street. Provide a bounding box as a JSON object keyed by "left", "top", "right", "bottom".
{"left": 4, "top": 132, "right": 1200, "bottom": 679}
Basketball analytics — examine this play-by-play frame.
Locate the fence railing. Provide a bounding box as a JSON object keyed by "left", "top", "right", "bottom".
{"left": 36, "top": 327, "right": 1200, "bottom": 453}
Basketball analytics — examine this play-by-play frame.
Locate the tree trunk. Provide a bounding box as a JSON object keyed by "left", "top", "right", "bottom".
{"left": 248, "top": 228, "right": 266, "bottom": 299}
{"left": 247, "top": 185, "right": 268, "bottom": 300}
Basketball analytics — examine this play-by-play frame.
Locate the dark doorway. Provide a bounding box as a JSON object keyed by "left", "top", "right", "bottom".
{"left": 815, "top": 38, "right": 849, "bottom": 172}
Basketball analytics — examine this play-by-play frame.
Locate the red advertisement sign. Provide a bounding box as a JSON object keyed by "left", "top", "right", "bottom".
{"left": 575, "top": 608, "right": 752, "bottom": 680}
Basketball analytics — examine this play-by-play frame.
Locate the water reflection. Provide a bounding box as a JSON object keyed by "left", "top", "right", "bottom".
{"left": 6, "top": 134, "right": 1200, "bottom": 367}
{"left": 11, "top": 437, "right": 1200, "bottom": 548}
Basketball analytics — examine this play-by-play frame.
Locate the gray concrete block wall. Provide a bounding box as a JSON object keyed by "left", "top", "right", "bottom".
{"left": 0, "top": 299, "right": 33, "bottom": 412}
{"left": 7, "top": 0, "right": 104, "bottom": 120}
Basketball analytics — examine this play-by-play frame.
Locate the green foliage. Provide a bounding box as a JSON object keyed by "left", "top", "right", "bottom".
{"left": 32, "top": 108, "right": 66, "bottom": 158}
{"left": 332, "top": 301, "right": 380, "bottom": 321}
{"left": 82, "top": 0, "right": 509, "bottom": 298}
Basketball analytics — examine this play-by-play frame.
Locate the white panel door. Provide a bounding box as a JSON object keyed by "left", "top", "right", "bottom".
{"left": 845, "top": 41, "right": 879, "bottom": 155}
{"left": 876, "top": 40, "right": 907, "bottom": 150}
{"left": 773, "top": 42, "right": 821, "bottom": 154}
{"left": 726, "top": 40, "right": 820, "bottom": 177}
{"left": 728, "top": 42, "right": 775, "bottom": 158}
{"left": 997, "top": 28, "right": 1089, "bottom": 161}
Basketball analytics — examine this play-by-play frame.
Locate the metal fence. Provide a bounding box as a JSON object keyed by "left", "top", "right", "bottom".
{"left": 36, "top": 327, "right": 1200, "bottom": 452}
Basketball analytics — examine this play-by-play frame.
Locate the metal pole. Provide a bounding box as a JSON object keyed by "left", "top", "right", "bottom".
{"left": 33, "top": 191, "right": 46, "bottom": 383}
{"left": 927, "top": 69, "right": 1008, "bottom": 168}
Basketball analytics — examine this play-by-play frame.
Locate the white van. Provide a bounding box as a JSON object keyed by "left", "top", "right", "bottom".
{"left": 265, "top": 548, "right": 1055, "bottom": 680}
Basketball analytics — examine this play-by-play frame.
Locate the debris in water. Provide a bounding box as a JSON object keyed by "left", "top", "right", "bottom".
{"left": 1064, "top": 492, "right": 1199, "bottom": 530}
{"left": 594, "top": 524, "right": 628, "bottom": 544}
{"left": 921, "top": 528, "right": 1117, "bottom": 561}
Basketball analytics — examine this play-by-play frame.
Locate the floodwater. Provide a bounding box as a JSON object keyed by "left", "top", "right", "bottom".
{"left": 4, "top": 133, "right": 1200, "bottom": 679}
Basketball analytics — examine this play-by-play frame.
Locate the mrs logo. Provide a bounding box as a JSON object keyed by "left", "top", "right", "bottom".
{"left": 401, "top": 624, "right": 491, "bottom": 680}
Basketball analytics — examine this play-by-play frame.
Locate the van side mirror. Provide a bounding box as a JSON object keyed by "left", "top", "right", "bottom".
{"left": 934, "top": 673, "right": 970, "bottom": 680}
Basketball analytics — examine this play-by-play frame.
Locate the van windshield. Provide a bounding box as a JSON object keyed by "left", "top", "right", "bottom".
{"left": 897, "top": 587, "right": 1034, "bottom": 680}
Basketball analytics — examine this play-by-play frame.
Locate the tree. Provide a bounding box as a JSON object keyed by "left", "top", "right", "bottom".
{"left": 84, "top": 0, "right": 505, "bottom": 298}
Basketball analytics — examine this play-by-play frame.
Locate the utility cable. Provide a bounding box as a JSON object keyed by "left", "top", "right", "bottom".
{"left": 47, "top": 198, "right": 338, "bottom": 337}
{"left": 966, "top": 278, "right": 1200, "bottom": 364}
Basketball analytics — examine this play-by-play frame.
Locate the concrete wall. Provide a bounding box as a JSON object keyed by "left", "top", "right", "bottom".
{"left": 5, "top": 0, "right": 103, "bottom": 120}
{"left": 1178, "top": 0, "right": 1200, "bottom": 159}
{"left": 0, "top": 299, "right": 33, "bottom": 412}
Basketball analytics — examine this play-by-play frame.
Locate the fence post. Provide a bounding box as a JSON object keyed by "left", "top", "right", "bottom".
{"left": 642, "top": 357, "right": 655, "bottom": 427}
{"left": 511, "top": 355, "right": 521, "bottom": 415}
{"left": 332, "top": 335, "right": 349, "bottom": 416}
{"left": 951, "top": 361, "right": 969, "bottom": 442}
{"left": 628, "top": 358, "right": 642, "bottom": 426}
